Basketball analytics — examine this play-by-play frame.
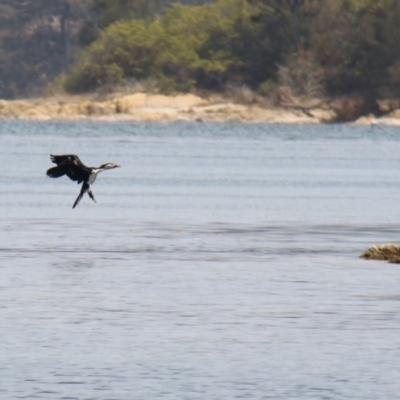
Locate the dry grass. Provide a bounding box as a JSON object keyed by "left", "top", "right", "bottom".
{"left": 224, "top": 83, "right": 260, "bottom": 105}
{"left": 360, "top": 244, "right": 400, "bottom": 262}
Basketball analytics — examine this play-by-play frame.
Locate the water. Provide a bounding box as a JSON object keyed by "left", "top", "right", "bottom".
{"left": 1, "top": 121, "right": 400, "bottom": 399}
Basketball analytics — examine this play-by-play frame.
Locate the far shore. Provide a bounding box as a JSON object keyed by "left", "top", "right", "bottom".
{"left": 1, "top": 92, "right": 400, "bottom": 125}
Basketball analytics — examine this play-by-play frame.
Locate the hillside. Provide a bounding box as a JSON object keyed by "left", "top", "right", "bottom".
{"left": 1, "top": 0, "right": 400, "bottom": 117}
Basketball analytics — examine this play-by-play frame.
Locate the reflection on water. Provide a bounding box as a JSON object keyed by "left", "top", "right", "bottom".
{"left": 1, "top": 121, "right": 400, "bottom": 399}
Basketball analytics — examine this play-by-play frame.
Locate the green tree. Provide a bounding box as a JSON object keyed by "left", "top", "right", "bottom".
{"left": 78, "top": 0, "right": 164, "bottom": 47}
{"left": 65, "top": 0, "right": 250, "bottom": 92}
{"left": 310, "top": 0, "right": 400, "bottom": 95}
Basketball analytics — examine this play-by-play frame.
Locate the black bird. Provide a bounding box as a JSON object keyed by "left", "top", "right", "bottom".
{"left": 46, "top": 154, "right": 120, "bottom": 208}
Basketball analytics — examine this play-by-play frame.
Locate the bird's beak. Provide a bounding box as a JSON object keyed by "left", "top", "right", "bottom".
{"left": 115, "top": 165, "right": 121, "bottom": 168}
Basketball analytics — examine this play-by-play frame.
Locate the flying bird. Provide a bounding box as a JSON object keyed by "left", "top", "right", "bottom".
{"left": 46, "top": 154, "right": 120, "bottom": 208}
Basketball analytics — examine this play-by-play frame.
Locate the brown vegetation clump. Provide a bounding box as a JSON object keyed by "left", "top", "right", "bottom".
{"left": 377, "top": 99, "right": 400, "bottom": 114}
{"left": 331, "top": 97, "right": 380, "bottom": 123}
{"left": 360, "top": 244, "right": 400, "bottom": 262}
{"left": 273, "top": 87, "right": 296, "bottom": 106}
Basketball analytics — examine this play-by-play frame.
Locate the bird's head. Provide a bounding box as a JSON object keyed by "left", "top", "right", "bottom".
{"left": 99, "top": 163, "right": 121, "bottom": 170}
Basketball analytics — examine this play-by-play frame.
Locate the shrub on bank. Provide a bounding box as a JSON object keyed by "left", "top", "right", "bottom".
{"left": 64, "top": 0, "right": 248, "bottom": 94}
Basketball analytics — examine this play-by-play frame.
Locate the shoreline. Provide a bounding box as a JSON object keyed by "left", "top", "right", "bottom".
{"left": 1, "top": 93, "right": 400, "bottom": 125}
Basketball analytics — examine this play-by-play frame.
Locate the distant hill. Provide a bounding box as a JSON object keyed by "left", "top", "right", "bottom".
{"left": 1, "top": 0, "right": 400, "bottom": 101}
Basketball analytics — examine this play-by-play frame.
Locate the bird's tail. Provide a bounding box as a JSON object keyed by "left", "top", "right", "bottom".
{"left": 46, "top": 165, "right": 66, "bottom": 178}
{"left": 73, "top": 182, "right": 89, "bottom": 209}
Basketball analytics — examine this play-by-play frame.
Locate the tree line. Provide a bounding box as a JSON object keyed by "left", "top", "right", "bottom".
{"left": 1, "top": 0, "right": 400, "bottom": 100}
{"left": 0, "top": 0, "right": 212, "bottom": 98}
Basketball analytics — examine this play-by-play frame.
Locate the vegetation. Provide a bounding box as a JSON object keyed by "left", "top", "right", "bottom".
{"left": 361, "top": 243, "right": 400, "bottom": 262}
{"left": 0, "top": 0, "right": 90, "bottom": 98}
{"left": 1, "top": 0, "right": 400, "bottom": 100}
{"left": 65, "top": 0, "right": 250, "bottom": 93}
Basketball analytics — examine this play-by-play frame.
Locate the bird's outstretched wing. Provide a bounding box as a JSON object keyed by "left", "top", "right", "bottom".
{"left": 46, "top": 154, "right": 89, "bottom": 184}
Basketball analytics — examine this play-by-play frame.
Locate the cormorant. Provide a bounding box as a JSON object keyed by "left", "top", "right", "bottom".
{"left": 46, "top": 154, "right": 120, "bottom": 208}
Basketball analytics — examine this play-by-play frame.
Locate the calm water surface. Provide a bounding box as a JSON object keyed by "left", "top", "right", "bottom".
{"left": 1, "top": 121, "right": 400, "bottom": 399}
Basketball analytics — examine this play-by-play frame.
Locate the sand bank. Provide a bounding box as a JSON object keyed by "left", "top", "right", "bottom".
{"left": 1, "top": 93, "right": 400, "bottom": 124}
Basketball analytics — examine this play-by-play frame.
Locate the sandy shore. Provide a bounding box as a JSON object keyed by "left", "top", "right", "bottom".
{"left": 1, "top": 93, "right": 400, "bottom": 125}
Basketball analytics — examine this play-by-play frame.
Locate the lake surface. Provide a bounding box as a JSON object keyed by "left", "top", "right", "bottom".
{"left": 1, "top": 120, "right": 400, "bottom": 399}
